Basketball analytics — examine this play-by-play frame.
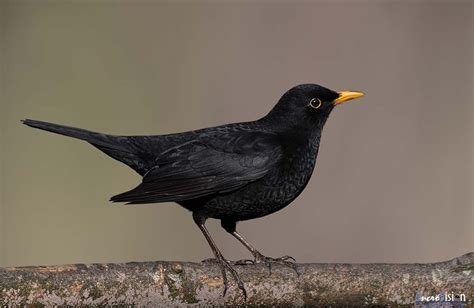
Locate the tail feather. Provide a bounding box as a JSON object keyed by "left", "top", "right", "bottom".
{"left": 22, "top": 119, "right": 151, "bottom": 175}
{"left": 22, "top": 119, "right": 112, "bottom": 147}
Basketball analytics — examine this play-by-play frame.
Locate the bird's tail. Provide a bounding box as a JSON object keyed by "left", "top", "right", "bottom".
{"left": 22, "top": 119, "right": 110, "bottom": 145}
{"left": 22, "top": 119, "right": 151, "bottom": 175}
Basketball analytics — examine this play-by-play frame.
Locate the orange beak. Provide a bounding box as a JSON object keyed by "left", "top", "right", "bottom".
{"left": 333, "top": 91, "right": 364, "bottom": 105}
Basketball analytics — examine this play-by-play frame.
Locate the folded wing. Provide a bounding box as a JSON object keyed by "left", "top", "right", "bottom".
{"left": 110, "top": 131, "right": 282, "bottom": 204}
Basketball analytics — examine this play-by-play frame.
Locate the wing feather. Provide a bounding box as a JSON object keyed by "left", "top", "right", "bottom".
{"left": 110, "top": 131, "right": 282, "bottom": 204}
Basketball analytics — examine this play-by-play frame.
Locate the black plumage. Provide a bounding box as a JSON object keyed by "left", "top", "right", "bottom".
{"left": 22, "top": 84, "right": 364, "bottom": 299}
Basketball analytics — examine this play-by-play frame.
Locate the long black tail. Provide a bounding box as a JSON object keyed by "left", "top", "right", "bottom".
{"left": 22, "top": 119, "right": 151, "bottom": 175}
{"left": 22, "top": 119, "right": 113, "bottom": 146}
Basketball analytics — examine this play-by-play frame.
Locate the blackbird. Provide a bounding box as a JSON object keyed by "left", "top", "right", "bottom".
{"left": 22, "top": 84, "right": 363, "bottom": 299}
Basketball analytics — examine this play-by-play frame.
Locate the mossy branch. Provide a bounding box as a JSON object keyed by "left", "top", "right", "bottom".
{"left": 1, "top": 253, "right": 472, "bottom": 306}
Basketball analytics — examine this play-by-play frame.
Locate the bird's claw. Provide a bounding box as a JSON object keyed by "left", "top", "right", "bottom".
{"left": 214, "top": 256, "right": 247, "bottom": 301}
{"left": 273, "top": 255, "right": 297, "bottom": 264}
{"left": 233, "top": 252, "right": 298, "bottom": 275}
{"left": 253, "top": 253, "right": 298, "bottom": 276}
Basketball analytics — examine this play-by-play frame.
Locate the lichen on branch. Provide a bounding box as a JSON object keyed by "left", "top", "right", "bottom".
{"left": 0, "top": 253, "right": 472, "bottom": 306}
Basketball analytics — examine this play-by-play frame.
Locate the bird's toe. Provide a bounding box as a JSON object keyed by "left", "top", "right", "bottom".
{"left": 252, "top": 253, "right": 299, "bottom": 275}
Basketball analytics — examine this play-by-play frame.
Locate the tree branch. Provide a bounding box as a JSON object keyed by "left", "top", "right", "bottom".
{"left": 1, "top": 253, "right": 472, "bottom": 306}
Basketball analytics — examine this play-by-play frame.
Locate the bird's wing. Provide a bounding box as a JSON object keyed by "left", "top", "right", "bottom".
{"left": 110, "top": 131, "right": 282, "bottom": 204}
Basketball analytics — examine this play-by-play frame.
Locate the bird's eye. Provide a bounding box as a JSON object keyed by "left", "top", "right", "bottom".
{"left": 309, "top": 98, "right": 322, "bottom": 109}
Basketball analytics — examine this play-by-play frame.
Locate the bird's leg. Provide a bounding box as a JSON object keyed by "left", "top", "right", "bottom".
{"left": 221, "top": 219, "right": 297, "bottom": 275}
{"left": 193, "top": 213, "right": 247, "bottom": 300}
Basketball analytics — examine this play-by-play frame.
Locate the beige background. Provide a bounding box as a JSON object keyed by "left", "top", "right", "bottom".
{"left": 1, "top": 0, "right": 472, "bottom": 267}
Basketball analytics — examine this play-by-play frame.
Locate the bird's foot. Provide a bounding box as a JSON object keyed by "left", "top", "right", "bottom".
{"left": 236, "top": 253, "right": 298, "bottom": 275}
{"left": 215, "top": 255, "right": 247, "bottom": 301}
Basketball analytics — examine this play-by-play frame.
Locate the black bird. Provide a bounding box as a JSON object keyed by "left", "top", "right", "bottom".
{"left": 22, "top": 84, "right": 363, "bottom": 299}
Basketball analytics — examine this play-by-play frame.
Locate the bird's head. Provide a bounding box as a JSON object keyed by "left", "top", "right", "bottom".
{"left": 265, "top": 84, "right": 364, "bottom": 132}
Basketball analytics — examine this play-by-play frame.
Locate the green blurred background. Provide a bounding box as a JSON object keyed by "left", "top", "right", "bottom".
{"left": 1, "top": 0, "right": 472, "bottom": 267}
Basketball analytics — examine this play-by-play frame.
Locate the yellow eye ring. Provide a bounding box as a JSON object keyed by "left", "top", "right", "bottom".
{"left": 309, "top": 98, "right": 322, "bottom": 109}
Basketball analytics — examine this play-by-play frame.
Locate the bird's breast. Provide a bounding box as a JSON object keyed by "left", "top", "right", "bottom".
{"left": 202, "top": 134, "right": 322, "bottom": 221}
{"left": 260, "top": 141, "right": 320, "bottom": 204}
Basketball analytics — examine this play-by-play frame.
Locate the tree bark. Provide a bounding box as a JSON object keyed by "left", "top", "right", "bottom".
{"left": 1, "top": 253, "right": 472, "bottom": 306}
